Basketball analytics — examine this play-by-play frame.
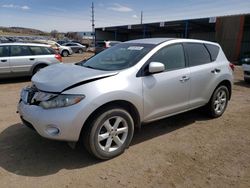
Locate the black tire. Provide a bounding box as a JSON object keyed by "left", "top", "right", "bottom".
{"left": 206, "top": 85, "right": 229, "bottom": 118}
{"left": 32, "top": 65, "right": 46, "bottom": 75}
{"left": 78, "top": 49, "right": 83, "bottom": 54}
{"left": 83, "top": 108, "right": 134, "bottom": 160}
{"left": 62, "top": 50, "right": 69, "bottom": 57}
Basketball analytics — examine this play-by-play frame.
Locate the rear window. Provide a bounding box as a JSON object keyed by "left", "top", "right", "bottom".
{"left": 184, "top": 43, "right": 211, "bottom": 66}
{"left": 205, "top": 44, "right": 220, "bottom": 61}
{"left": 0, "top": 46, "right": 9, "bottom": 57}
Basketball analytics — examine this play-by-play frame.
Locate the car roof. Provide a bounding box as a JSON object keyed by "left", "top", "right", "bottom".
{"left": 124, "top": 38, "right": 219, "bottom": 46}
{"left": 125, "top": 38, "right": 173, "bottom": 45}
{"left": 0, "top": 42, "right": 51, "bottom": 47}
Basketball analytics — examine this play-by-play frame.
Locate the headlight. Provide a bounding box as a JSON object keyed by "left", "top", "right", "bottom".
{"left": 40, "top": 94, "right": 85, "bottom": 109}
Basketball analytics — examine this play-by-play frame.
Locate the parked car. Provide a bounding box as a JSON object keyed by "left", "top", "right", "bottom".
{"left": 18, "top": 38, "right": 233, "bottom": 159}
{"left": 0, "top": 43, "right": 62, "bottom": 78}
{"left": 95, "top": 40, "right": 121, "bottom": 54}
{"left": 48, "top": 42, "right": 73, "bottom": 57}
{"left": 242, "top": 53, "right": 250, "bottom": 83}
{"left": 34, "top": 40, "right": 73, "bottom": 57}
{"left": 57, "top": 40, "right": 68, "bottom": 45}
{"left": 62, "top": 42, "right": 86, "bottom": 54}
{"left": 239, "top": 52, "right": 250, "bottom": 65}
{"left": 0, "top": 36, "right": 10, "bottom": 43}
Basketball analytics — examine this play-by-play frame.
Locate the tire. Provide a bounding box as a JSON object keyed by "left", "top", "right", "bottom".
{"left": 83, "top": 108, "right": 134, "bottom": 160}
{"left": 32, "top": 65, "right": 46, "bottom": 75}
{"left": 78, "top": 49, "right": 83, "bottom": 54}
{"left": 206, "top": 85, "right": 229, "bottom": 118}
{"left": 62, "top": 50, "right": 69, "bottom": 57}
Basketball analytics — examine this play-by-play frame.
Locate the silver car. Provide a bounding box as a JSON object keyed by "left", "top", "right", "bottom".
{"left": 0, "top": 43, "right": 62, "bottom": 78}
{"left": 18, "top": 38, "right": 233, "bottom": 159}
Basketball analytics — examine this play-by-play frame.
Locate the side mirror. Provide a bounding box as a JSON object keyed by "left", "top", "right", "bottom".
{"left": 148, "top": 62, "right": 165, "bottom": 74}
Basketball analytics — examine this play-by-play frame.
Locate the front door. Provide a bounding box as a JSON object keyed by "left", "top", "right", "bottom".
{"left": 142, "top": 43, "right": 190, "bottom": 122}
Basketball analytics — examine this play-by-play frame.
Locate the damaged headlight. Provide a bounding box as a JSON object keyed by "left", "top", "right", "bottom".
{"left": 39, "top": 94, "right": 85, "bottom": 109}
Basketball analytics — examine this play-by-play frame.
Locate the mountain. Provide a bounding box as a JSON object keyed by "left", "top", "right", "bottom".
{"left": 0, "top": 26, "right": 48, "bottom": 36}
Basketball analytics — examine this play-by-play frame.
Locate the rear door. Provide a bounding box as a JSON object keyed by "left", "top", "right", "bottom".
{"left": 29, "top": 46, "right": 56, "bottom": 64}
{"left": 9, "top": 45, "right": 34, "bottom": 73}
{"left": 183, "top": 43, "right": 219, "bottom": 108}
{"left": 142, "top": 43, "right": 191, "bottom": 121}
{"left": 0, "top": 46, "right": 10, "bottom": 74}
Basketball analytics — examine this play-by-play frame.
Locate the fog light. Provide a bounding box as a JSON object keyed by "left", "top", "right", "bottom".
{"left": 46, "top": 126, "right": 60, "bottom": 136}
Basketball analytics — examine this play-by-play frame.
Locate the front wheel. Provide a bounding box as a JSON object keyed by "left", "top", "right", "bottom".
{"left": 207, "top": 85, "right": 229, "bottom": 118}
{"left": 83, "top": 108, "right": 134, "bottom": 160}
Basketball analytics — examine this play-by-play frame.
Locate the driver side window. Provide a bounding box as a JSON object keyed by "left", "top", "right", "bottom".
{"left": 149, "top": 44, "right": 186, "bottom": 71}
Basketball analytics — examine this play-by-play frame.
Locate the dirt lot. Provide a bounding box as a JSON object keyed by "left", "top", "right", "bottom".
{"left": 0, "top": 54, "right": 250, "bottom": 188}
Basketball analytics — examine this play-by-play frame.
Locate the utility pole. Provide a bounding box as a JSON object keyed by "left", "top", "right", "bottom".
{"left": 140, "top": 11, "right": 143, "bottom": 24}
{"left": 91, "top": 2, "right": 95, "bottom": 46}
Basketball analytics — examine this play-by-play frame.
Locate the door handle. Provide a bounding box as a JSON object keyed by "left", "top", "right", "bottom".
{"left": 179, "top": 76, "right": 190, "bottom": 82}
{"left": 211, "top": 68, "right": 221, "bottom": 73}
{"left": 29, "top": 58, "right": 35, "bottom": 61}
{"left": 1, "top": 59, "right": 7, "bottom": 62}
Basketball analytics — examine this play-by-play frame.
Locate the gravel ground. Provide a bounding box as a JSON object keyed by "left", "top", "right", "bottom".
{"left": 0, "top": 54, "right": 250, "bottom": 188}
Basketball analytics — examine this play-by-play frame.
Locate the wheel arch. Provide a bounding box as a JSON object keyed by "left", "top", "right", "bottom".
{"left": 216, "top": 80, "right": 232, "bottom": 100}
{"left": 31, "top": 63, "right": 48, "bottom": 75}
{"left": 79, "top": 100, "right": 141, "bottom": 141}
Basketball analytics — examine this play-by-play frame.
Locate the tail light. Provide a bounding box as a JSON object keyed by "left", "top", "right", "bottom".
{"left": 229, "top": 62, "right": 235, "bottom": 71}
{"left": 55, "top": 54, "right": 62, "bottom": 62}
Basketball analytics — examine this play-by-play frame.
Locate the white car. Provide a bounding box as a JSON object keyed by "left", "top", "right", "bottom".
{"left": 0, "top": 43, "right": 62, "bottom": 78}
{"left": 242, "top": 58, "right": 250, "bottom": 83}
{"left": 18, "top": 38, "right": 233, "bottom": 159}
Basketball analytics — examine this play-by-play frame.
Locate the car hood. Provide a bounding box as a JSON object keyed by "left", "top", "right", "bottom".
{"left": 32, "top": 63, "right": 118, "bottom": 92}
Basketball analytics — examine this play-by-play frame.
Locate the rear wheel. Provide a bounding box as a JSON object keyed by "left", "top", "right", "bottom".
{"left": 33, "top": 65, "right": 46, "bottom": 75}
{"left": 206, "top": 85, "right": 229, "bottom": 118}
{"left": 78, "top": 49, "right": 83, "bottom": 54}
{"left": 83, "top": 108, "right": 134, "bottom": 160}
{"left": 62, "top": 50, "right": 69, "bottom": 57}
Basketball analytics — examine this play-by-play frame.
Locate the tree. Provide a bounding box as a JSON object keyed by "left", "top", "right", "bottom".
{"left": 50, "top": 30, "right": 59, "bottom": 39}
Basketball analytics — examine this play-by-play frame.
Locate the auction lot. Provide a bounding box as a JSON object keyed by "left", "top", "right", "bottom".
{"left": 0, "top": 53, "right": 250, "bottom": 188}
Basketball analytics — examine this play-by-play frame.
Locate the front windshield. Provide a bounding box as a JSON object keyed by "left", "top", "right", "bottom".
{"left": 81, "top": 43, "right": 155, "bottom": 71}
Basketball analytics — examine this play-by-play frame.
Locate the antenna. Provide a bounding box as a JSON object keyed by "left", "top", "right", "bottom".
{"left": 140, "top": 11, "right": 143, "bottom": 24}
{"left": 91, "top": 2, "right": 95, "bottom": 45}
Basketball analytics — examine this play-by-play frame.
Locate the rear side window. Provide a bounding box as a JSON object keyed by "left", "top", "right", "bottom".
{"left": 45, "top": 47, "right": 56, "bottom": 54}
{"left": 29, "top": 46, "right": 45, "bottom": 55}
{"left": 149, "top": 44, "right": 186, "bottom": 71}
{"left": 10, "top": 46, "right": 32, "bottom": 56}
{"left": 184, "top": 43, "right": 211, "bottom": 66}
{"left": 205, "top": 44, "right": 220, "bottom": 61}
{"left": 0, "top": 46, "right": 9, "bottom": 57}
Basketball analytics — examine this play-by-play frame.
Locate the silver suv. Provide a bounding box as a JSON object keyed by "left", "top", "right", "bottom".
{"left": 0, "top": 43, "right": 62, "bottom": 78}
{"left": 18, "top": 38, "right": 233, "bottom": 159}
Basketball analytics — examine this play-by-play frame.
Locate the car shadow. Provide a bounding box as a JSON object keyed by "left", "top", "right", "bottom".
{"left": 0, "top": 76, "right": 31, "bottom": 84}
{"left": 0, "top": 109, "right": 210, "bottom": 177}
{"left": 234, "top": 80, "right": 250, "bottom": 88}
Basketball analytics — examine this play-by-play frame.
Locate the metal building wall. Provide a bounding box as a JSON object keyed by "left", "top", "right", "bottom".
{"left": 216, "top": 15, "right": 245, "bottom": 61}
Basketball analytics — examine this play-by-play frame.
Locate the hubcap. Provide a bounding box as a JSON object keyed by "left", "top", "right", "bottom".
{"left": 214, "top": 90, "right": 227, "bottom": 114}
{"left": 97, "top": 116, "right": 128, "bottom": 152}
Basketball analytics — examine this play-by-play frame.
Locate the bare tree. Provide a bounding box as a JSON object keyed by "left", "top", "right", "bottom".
{"left": 50, "top": 30, "right": 59, "bottom": 39}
